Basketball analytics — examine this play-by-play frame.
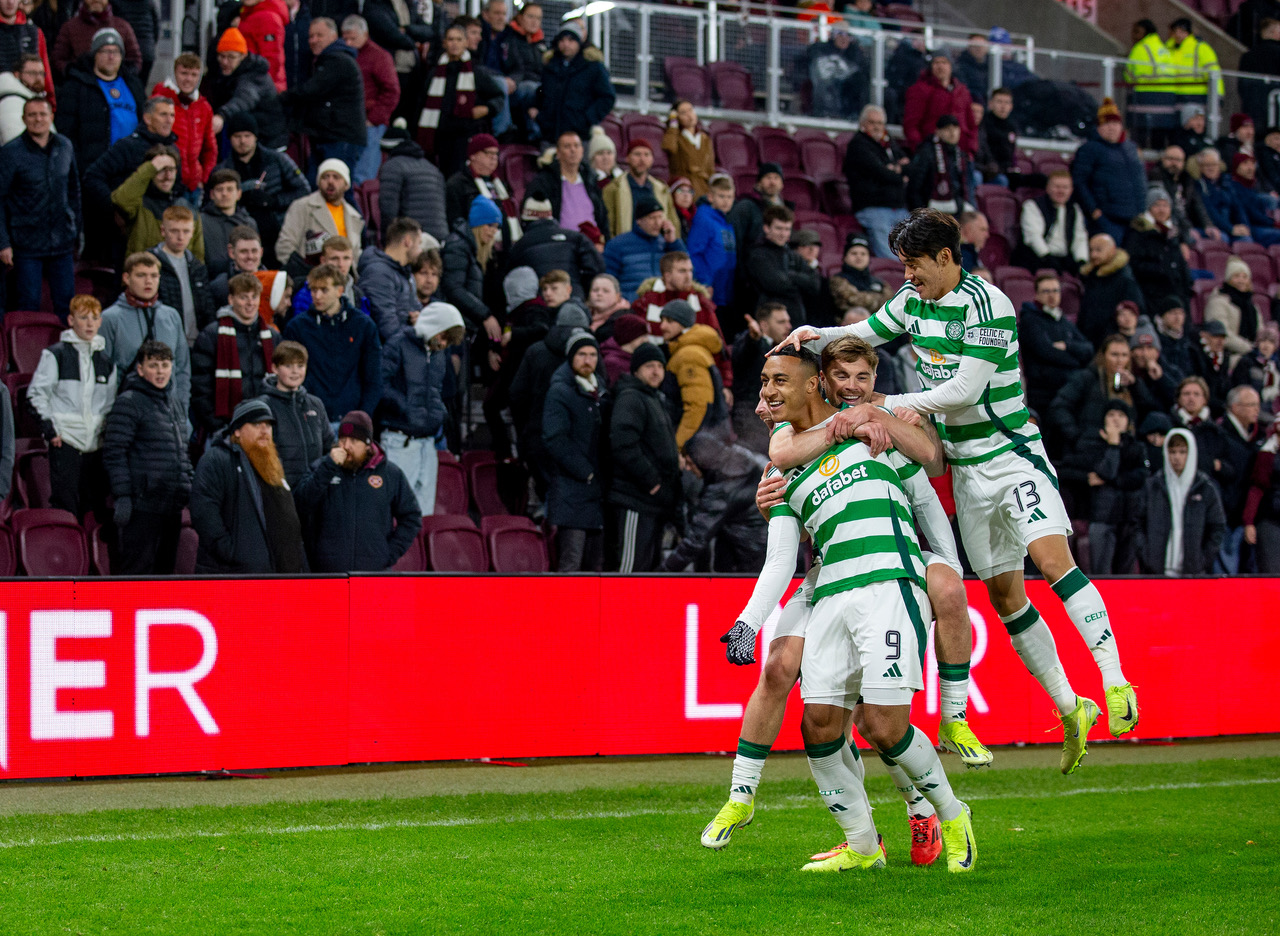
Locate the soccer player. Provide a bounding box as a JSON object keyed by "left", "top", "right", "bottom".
{"left": 777, "top": 208, "right": 1139, "bottom": 775}
{"left": 719, "top": 347, "right": 976, "bottom": 872}
{"left": 703, "top": 339, "right": 981, "bottom": 867}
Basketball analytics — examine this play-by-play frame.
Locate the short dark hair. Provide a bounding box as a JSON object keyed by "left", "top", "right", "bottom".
{"left": 21, "top": 96, "right": 51, "bottom": 115}
{"left": 990, "top": 86, "right": 1012, "bottom": 99}
{"left": 1034, "top": 272, "right": 1060, "bottom": 289}
{"left": 768, "top": 344, "right": 820, "bottom": 375}
{"left": 273, "top": 340, "right": 309, "bottom": 367}
{"left": 889, "top": 208, "right": 962, "bottom": 265}
{"left": 228, "top": 272, "right": 263, "bottom": 296}
{"left": 660, "top": 251, "right": 691, "bottom": 275}
{"left": 123, "top": 251, "right": 161, "bottom": 274}
{"left": 452, "top": 13, "right": 480, "bottom": 29}
{"left": 229, "top": 225, "right": 261, "bottom": 247}
{"left": 17, "top": 52, "right": 42, "bottom": 69}
{"left": 385, "top": 216, "right": 422, "bottom": 245}
{"left": 143, "top": 95, "right": 173, "bottom": 116}
{"left": 207, "top": 168, "right": 241, "bottom": 189}
{"left": 308, "top": 263, "right": 344, "bottom": 288}
{"left": 135, "top": 340, "right": 173, "bottom": 365}
{"left": 762, "top": 204, "right": 794, "bottom": 226}
{"left": 756, "top": 301, "right": 788, "bottom": 321}
{"left": 412, "top": 248, "right": 442, "bottom": 275}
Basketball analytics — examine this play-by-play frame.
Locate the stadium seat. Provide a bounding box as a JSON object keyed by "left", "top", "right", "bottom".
{"left": 422, "top": 515, "right": 488, "bottom": 572}
{"left": 0, "top": 524, "right": 15, "bottom": 576}
{"left": 869, "top": 257, "right": 903, "bottom": 275}
{"left": 1231, "top": 239, "right": 1266, "bottom": 257}
{"left": 879, "top": 271, "right": 906, "bottom": 293}
{"left": 359, "top": 180, "right": 382, "bottom": 245}
{"left": 881, "top": 3, "right": 923, "bottom": 23}
{"left": 4, "top": 311, "right": 62, "bottom": 374}
{"left": 15, "top": 445, "right": 50, "bottom": 509}
{"left": 73, "top": 265, "right": 120, "bottom": 308}
{"left": 89, "top": 524, "right": 110, "bottom": 576}
{"left": 3, "top": 373, "right": 39, "bottom": 439}
{"left": 980, "top": 233, "right": 1011, "bottom": 270}
{"left": 480, "top": 514, "right": 538, "bottom": 538}
{"left": 820, "top": 178, "right": 853, "bottom": 216}
{"left": 469, "top": 459, "right": 509, "bottom": 516}
{"left": 669, "top": 62, "right": 712, "bottom": 107}
{"left": 490, "top": 526, "right": 549, "bottom": 573}
{"left": 601, "top": 114, "right": 623, "bottom": 153}
{"left": 799, "top": 136, "right": 840, "bottom": 179}
{"left": 390, "top": 533, "right": 427, "bottom": 572}
{"left": 11, "top": 507, "right": 87, "bottom": 576}
{"left": 436, "top": 448, "right": 457, "bottom": 463}
{"left": 994, "top": 265, "right": 1033, "bottom": 288}
{"left": 708, "top": 61, "right": 755, "bottom": 110}
{"left": 1255, "top": 292, "right": 1272, "bottom": 322}
{"left": 1201, "top": 249, "right": 1230, "bottom": 280}
{"left": 782, "top": 176, "right": 820, "bottom": 211}
{"left": 753, "top": 127, "right": 801, "bottom": 173}
{"left": 732, "top": 170, "right": 758, "bottom": 200}
{"left": 460, "top": 449, "right": 496, "bottom": 473}
{"left": 832, "top": 214, "right": 863, "bottom": 242}
{"left": 1243, "top": 253, "right": 1274, "bottom": 292}
{"left": 976, "top": 183, "right": 1010, "bottom": 208}
{"left": 982, "top": 191, "right": 1019, "bottom": 245}
{"left": 1004, "top": 278, "right": 1036, "bottom": 312}
{"left": 497, "top": 145, "right": 540, "bottom": 206}
{"left": 1060, "top": 278, "right": 1081, "bottom": 323}
{"left": 711, "top": 126, "right": 757, "bottom": 173}
{"left": 662, "top": 55, "right": 699, "bottom": 86}
{"left": 434, "top": 460, "right": 468, "bottom": 516}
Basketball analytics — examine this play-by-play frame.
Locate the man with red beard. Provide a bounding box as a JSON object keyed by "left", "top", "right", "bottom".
{"left": 294, "top": 409, "right": 421, "bottom": 571}
{"left": 189, "top": 397, "right": 306, "bottom": 573}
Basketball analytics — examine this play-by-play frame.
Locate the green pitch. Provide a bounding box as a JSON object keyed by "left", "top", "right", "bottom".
{"left": 0, "top": 749, "right": 1276, "bottom": 935}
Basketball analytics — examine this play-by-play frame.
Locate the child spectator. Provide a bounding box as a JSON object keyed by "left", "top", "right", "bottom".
{"left": 1139, "top": 428, "right": 1226, "bottom": 575}
{"left": 149, "top": 204, "right": 213, "bottom": 347}
{"left": 257, "top": 340, "right": 334, "bottom": 488}
{"left": 686, "top": 173, "right": 737, "bottom": 309}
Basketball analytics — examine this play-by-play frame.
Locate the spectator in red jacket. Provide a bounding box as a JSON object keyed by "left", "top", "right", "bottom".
{"left": 51, "top": 0, "right": 142, "bottom": 79}
{"left": 0, "top": 0, "right": 55, "bottom": 110}
{"left": 237, "top": 0, "right": 287, "bottom": 92}
{"left": 341, "top": 14, "right": 400, "bottom": 186}
{"left": 902, "top": 53, "right": 976, "bottom": 155}
{"left": 630, "top": 250, "right": 732, "bottom": 397}
{"left": 152, "top": 52, "right": 217, "bottom": 202}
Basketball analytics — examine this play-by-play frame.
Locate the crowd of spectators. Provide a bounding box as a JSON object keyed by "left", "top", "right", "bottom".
{"left": 0, "top": 0, "right": 1276, "bottom": 579}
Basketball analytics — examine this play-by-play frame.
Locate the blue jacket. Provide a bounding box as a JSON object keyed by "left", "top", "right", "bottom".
{"left": 603, "top": 224, "right": 688, "bottom": 300}
{"left": 0, "top": 132, "right": 80, "bottom": 257}
{"left": 542, "top": 361, "right": 606, "bottom": 530}
{"left": 1197, "top": 175, "right": 1248, "bottom": 231}
{"left": 378, "top": 324, "right": 446, "bottom": 439}
{"left": 281, "top": 297, "right": 383, "bottom": 419}
{"left": 1071, "top": 131, "right": 1146, "bottom": 224}
{"left": 1228, "top": 178, "right": 1275, "bottom": 230}
{"left": 687, "top": 205, "right": 736, "bottom": 307}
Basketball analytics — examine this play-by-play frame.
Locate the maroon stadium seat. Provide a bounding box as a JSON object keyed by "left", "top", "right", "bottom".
{"left": 869, "top": 257, "right": 903, "bottom": 275}
{"left": 732, "top": 170, "right": 758, "bottom": 200}
{"left": 708, "top": 62, "right": 755, "bottom": 110}
{"left": 0, "top": 524, "right": 15, "bottom": 576}
{"left": 360, "top": 179, "right": 382, "bottom": 245}
{"left": 601, "top": 118, "right": 623, "bottom": 154}
{"left": 782, "top": 176, "right": 820, "bottom": 211}
{"left": 832, "top": 214, "right": 862, "bottom": 242}
{"left": 669, "top": 62, "right": 712, "bottom": 107}
{"left": 434, "top": 460, "right": 468, "bottom": 516}
{"left": 981, "top": 191, "right": 1019, "bottom": 245}
{"left": 436, "top": 448, "right": 457, "bottom": 463}
{"left": 1231, "top": 239, "right": 1265, "bottom": 257}
{"left": 390, "top": 533, "right": 427, "bottom": 572}
{"left": 480, "top": 514, "right": 538, "bottom": 538}
{"left": 11, "top": 507, "right": 87, "bottom": 576}
{"left": 1004, "top": 278, "right": 1036, "bottom": 312}
{"left": 1201, "top": 249, "right": 1230, "bottom": 280}
{"left": 662, "top": 55, "right": 699, "bottom": 86}
{"left": 881, "top": 3, "right": 924, "bottom": 23}
{"left": 976, "top": 183, "right": 1009, "bottom": 208}
{"left": 799, "top": 135, "right": 840, "bottom": 179}
{"left": 15, "top": 446, "right": 51, "bottom": 509}
{"left": 89, "top": 524, "right": 110, "bottom": 576}
{"left": 753, "top": 128, "right": 800, "bottom": 172}
{"left": 711, "top": 127, "right": 757, "bottom": 172}
{"left": 980, "top": 232, "right": 1011, "bottom": 270}
{"left": 995, "top": 265, "right": 1033, "bottom": 288}
{"left": 4, "top": 311, "right": 62, "bottom": 375}
{"left": 73, "top": 265, "right": 120, "bottom": 308}
{"left": 460, "top": 449, "right": 496, "bottom": 473}
{"left": 820, "top": 178, "right": 852, "bottom": 216}
{"left": 3, "top": 373, "right": 40, "bottom": 439}
{"left": 1244, "top": 253, "right": 1274, "bottom": 292}
{"left": 1254, "top": 292, "right": 1272, "bottom": 322}
{"left": 490, "top": 527, "right": 549, "bottom": 573}
{"left": 469, "top": 459, "right": 509, "bottom": 516}
{"left": 1060, "top": 278, "right": 1081, "bottom": 323}
{"left": 421, "top": 515, "right": 487, "bottom": 572}
{"left": 498, "top": 144, "right": 540, "bottom": 206}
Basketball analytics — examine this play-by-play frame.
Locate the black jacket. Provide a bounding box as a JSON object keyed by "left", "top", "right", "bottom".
{"left": 101, "top": 372, "right": 193, "bottom": 513}
{"left": 1149, "top": 165, "right": 1211, "bottom": 234}
{"left": 84, "top": 123, "right": 180, "bottom": 217}
{"left": 1079, "top": 250, "right": 1147, "bottom": 347}
{"left": 979, "top": 112, "right": 1019, "bottom": 175}
{"left": 1049, "top": 366, "right": 1164, "bottom": 455}
{"left": 609, "top": 372, "right": 680, "bottom": 516}
{"left": 432, "top": 58, "right": 505, "bottom": 140}
{"left": 1058, "top": 432, "right": 1150, "bottom": 524}
{"left": 745, "top": 239, "right": 823, "bottom": 327}
{"left": 504, "top": 218, "right": 604, "bottom": 298}
{"left": 1221, "top": 416, "right": 1261, "bottom": 525}
{"left": 495, "top": 23, "right": 546, "bottom": 83}
{"left": 440, "top": 218, "right": 491, "bottom": 328}
{"left": 112, "top": 0, "right": 159, "bottom": 66}
{"left": 149, "top": 247, "right": 214, "bottom": 338}
{"left": 906, "top": 137, "right": 971, "bottom": 210}
{"left": 378, "top": 325, "right": 446, "bottom": 438}
{"left": 379, "top": 141, "right": 448, "bottom": 242}
{"left": 1017, "top": 303, "right": 1094, "bottom": 413}
{"left": 206, "top": 53, "right": 288, "bottom": 150}
{"left": 362, "top": 0, "right": 438, "bottom": 64}
{"left": 536, "top": 47, "right": 616, "bottom": 144}
{"left": 293, "top": 442, "right": 422, "bottom": 571}
{"left": 527, "top": 163, "right": 610, "bottom": 245}
{"left": 58, "top": 59, "right": 146, "bottom": 178}
{"left": 217, "top": 144, "right": 309, "bottom": 233}
{"left": 842, "top": 130, "right": 907, "bottom": 212}
{"left": 189, "top": 431, "right": 305, "bottom": 574}
{"left": 0, "top": 132, "right": 80, "bottom": 257}
{"left": 279, "top": 39, "right": 365, "bottom": 146}
{"left": 258, "top": 374, "right": 334, "bottom": 487}
{"left": 190, "top": 313, "right": 282, "bottom": 434}
{"left": 542, "top": 361, "right": 606, "bottom": 529}
{"left": 1241, "top": 39, "right": 1280, "bottom": 126}
{"left": 201, "top": 206, "right": 259, "bottom": 280}
{"left": 1139, "top": 468, "right": 1226, "bottom": 575}
{"left": 1124, "top": 216, "right": 1193, "bottom": 310}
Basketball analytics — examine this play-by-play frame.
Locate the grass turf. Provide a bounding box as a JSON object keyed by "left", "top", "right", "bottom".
{"left": 0, "top": 755, "right": 1275, "bottom": 935}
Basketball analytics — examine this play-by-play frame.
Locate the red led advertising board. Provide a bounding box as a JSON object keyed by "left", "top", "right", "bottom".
{"left": 1, "top": 576, "right": 1277, "bottom": 779}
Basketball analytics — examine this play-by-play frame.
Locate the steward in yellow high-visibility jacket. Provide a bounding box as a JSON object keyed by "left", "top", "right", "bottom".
{"left": 1127, "top": 20, "right": 1178, "bottom": 140}
{"left": 1167, "top": 17, "right": 1224, "bottom": 98}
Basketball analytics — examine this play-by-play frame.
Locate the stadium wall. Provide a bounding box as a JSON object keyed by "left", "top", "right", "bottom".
{"left": 0, "top": 575, "right": 1276, "bottom": 780}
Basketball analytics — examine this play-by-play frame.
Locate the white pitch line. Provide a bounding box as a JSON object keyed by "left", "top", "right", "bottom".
{"left": 0, "top": 776, "right": 1275, "bottom": 852}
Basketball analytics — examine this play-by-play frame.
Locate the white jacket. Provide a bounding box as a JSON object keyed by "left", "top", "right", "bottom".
{"left": 0, "top": 72, "right": 36, "bottom": 146}
{"left": 28, "top": 330, "right": 118, "bottom": 452}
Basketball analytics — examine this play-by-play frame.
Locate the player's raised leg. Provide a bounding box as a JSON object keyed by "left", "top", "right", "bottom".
{"left": 929, "top": 563, "right": 992, "bottom": 767}
{"left": 1028, "top": 535, "right": 1139, "bottom": 737}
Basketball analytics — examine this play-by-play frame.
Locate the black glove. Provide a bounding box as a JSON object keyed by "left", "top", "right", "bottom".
{"left": 113, "top": 496, "right": 133, "bottom": 528}
{"left": 720, "top": 621, "right": 757, "bottom": 666}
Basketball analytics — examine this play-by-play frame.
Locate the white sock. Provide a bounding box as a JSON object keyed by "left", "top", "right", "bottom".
{"left": 883, "top": 725, "right": 961, "bottom": 822}
{"left": 938, "top": 660, "right": 970, "bottom": 723}
{"left": 842, "top": 741, "right": 876, "bottom": 827}
{"left": 1051, "top": 568, "right": 1127, "bottom": 688}
{"left": 806, "top": 738, "right": 878, "bottom": 853}
{"left": 729, "top": 737, "right": 769, "bottom": 804}
{"left": 878, "top": 752, "right": 935, "bottom": 818}
{"left": 1000, "top": 601, "right": 1078, "bottom": 712}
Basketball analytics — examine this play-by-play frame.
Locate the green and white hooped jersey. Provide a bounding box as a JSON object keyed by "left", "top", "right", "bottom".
{"left": 766, "top": 427, "right": 926, "bottom": 603}
{"left": 866, "top": 271, "right": 1037, "bottom": 466}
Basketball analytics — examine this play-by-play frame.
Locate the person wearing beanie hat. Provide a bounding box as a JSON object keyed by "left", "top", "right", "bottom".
{"left": 905, "top": 109, "right": 973, "bottom": 214}
{"left": 1205, "top": 256, "right": 1262, "bottom": 361}
{"left": 215, "top": 108, "right": 307, "bottom": 252}
{"left": 1171, "top": 102, "right": 1211, "bottom": 159}
{"left": 1073, "top": 95, "right": 1148, "bottom": 242}
{"left": 90, "top": 27, "right": 124, "bottom": 56}
{"left": 597, "top": 312, "right": 650, "bottom": 387}
{"left": 1126, "top": 175, "right": 1194, "bottom": 313}
{"left": 602, "top": 187, "right": 686, "bottom": 300}
{"left": 587, "top": 126, "right": 621, "bottom": 185}
{"left": 1220, "top": 113, "right": 1255, "bottom": 166}
{"left": 834, "top": 233, "right": 884, "bottom": 295}
{"left": 656, "top": 295, "right": 725, "bottom": 449}
{"left": 217, "top": 27, "right": 249, "bottom": 55}
{"left": 609, "top": 333, "right": 679, "bottom": 571}
{"left": 602, "top": 132, "right": 678, "bottom": 238}
{"left": 543, "top": 321, "right": 609, "bottom": 570}
{"left": 468, "top": 194, "right": 503, "bottom": 227}
{"left": 659, "top": 298, "right": 696, "bottom": 330}
{"left": 294, "top": 407, "right": 422, "bottom": 572}
{"left": 189, "top": 393, "right": 309, "bottom": 575}
{"left": 521, "top": 196, "right": 554, "bottom": 221}
{"left": 275, "top": 16, "right": 364, "bottom": 171}
{"left": 375, "top": 118, "right": 449, "bottom": 243}
{"left": 534, "top": 19, "right": 616, "bottom": 146}
{"left": 274, "top": 150, "right": 365, "bottom": 275}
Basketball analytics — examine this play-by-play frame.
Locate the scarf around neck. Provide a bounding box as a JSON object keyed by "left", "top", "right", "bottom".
{"left": 418, "top": 51, "right": 475, "bottom": 155}
{"left": 215, "top": 311, "right": 275, "bottom": 419}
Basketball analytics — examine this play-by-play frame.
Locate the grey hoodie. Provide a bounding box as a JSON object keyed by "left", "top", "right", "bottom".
{"left": 100, "top": 294, "right": 192, "bottom": 418}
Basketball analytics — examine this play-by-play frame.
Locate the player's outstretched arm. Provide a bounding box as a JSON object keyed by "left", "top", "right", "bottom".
{"left": 827, "top": 404, "right": 944, "bottom": 474}
{"left": 769, "top": 419, "right": 890, "bottom": 470}
{"left": 724, "top": 515, "right": 802, "bottom": 665}
{"left": 770, "top": 317, "right": 883, "bottom": 355}
{"left": 883, "top": 354, "right": 1001, "bottom": 416}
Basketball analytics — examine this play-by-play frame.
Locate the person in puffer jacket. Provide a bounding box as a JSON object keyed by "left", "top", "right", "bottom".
{"left": 256, "top": 340, "right": 334, "bottom": 487}
{"left": 101, "top": 339, "right": 193, "bottom": 574}
{"left": 28, "top": 295, "right": 118, "bottom": 520}
{"left": 377, "top": 301, "right": 463, "bottom": 515}
{"left": 237, "top": 0, "right": 288, "bottom": 91}
{"left": 602, "top": 192, "right": 687, "bottom": 300}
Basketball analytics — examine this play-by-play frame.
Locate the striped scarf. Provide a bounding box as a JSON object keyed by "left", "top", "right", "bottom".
{"left": 474, "top": 172, "right": 523, "bottom": 242}
{"left": 417, "top": 51, "right": 475, "bottom": 157}
{"left": 215, "top": 312, "right": 275, "bottom": 420}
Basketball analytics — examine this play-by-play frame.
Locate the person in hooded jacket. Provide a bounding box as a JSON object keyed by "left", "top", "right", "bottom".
{"left": 610, "top": 341, "right": 680, "bottom": 572}
{"left": 378, "top": 301, "right": 463, "bottom": 515}
{"left": 440, "top": 194, "right": 503, "bottom": 338}
{"left": 257, "top": 339, "right": 334, "bottom": 487}
{"left": 206, "top": 30, "right": 288, "bottom": 150}
{"left": 659, "top": 298, "right": 726, "bottom": 451}
{"left": 1073, "top": 98, "right": 1148, "bottom": 242}
{"left": 535, "top": 26, "right": 615, "bottom": 147}
{"left": 543, "top": 328, "right": 608, "bottom": 571}
{"left": 902, "top": 54, "right": 976, "bottom": 154}
{"left": 294, "top": 409, "right": 422, "bottom": 571}
{"left": 505, "top": 196, "right": 604, "bottom": 297}
{"left": 377, "top": 119, "right": 448, "bottom": 243}
{"left": 189, "top": 397, "right": 306, "bottom": 573}
{"left": 1138, "top": 427, "right": 1226, "bottom": 575}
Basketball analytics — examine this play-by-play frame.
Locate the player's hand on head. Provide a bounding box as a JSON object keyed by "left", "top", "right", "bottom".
{"left": 772, "top": 326, "right": 820, "bottom": 354}
{"left": 720, "top": 621, "right": 757, "bottom": 666}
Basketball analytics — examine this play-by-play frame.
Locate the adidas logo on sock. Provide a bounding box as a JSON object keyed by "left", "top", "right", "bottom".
{"left": 1027, "top": 507, "right": 1048, "bottom": 523}
{"left": 883, "top": 663, "right": 903, "bottom": 679}
{"left": 732, "top": 785, "right": 754, "bottom": 795}
{"left": 1094, "top": 627, "right": 1112, "bottom": 647}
